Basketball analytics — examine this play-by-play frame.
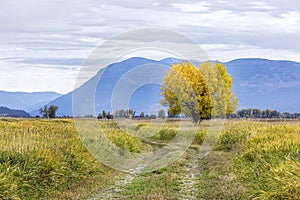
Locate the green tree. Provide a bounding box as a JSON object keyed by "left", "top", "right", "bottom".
{"left": 140, "top": 112, "right": 145, "bottom": 118}
{"left": 39, "top": 105, "right": 49, "bottom": 118}
{"left": 48, "top": 105, "right": 58, "bottom": 118}
{"left": 158, "top": 109, "right": 166, "bottom": 119}
{"left": 102, "top": 110, "right": 107, "bottom": 119}
{"left": 161, "top": 61, "right": 237, "bottom": 123}
{"left": 39, "top": 105, "right": 58, "bottom": 118}
{"left": 97, "top": 113, "right": 103, "bottom": 120}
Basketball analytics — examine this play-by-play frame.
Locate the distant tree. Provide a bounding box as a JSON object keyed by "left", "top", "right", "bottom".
{"left": 102, "top": 110, "right": 107, "bottom": 120}
{"left": 97, "top": 114, "right": 103, "bottom": 120}
{"left": 120, "top": 109, "right": 128, "bottom": 118}
{"left": 39, "top": 105, "right": 49, "bottom": 118}
{"left": 158, "top": 109, "right": 166, "bottom": 119}
{"left": 48, "top": 105, "right": 58, "bottom": 118}
{"left": 140, "top": 112, "right": 145, "bottom": 118}
{"left": 234, "top": 108, "right": 288, "bottom": 119}
{"left": 128, "top": 109, "right": 136, "bottom": 119}
{"left": 106, "top": 112, "right": 114, "bottom": 120}
{"left": 39, "top": 105, "right": 58, "bottom": 118}
{"left": 149, "top": 114, "right": 157, "bottom": 119}
{"left": 236, "top": 108, "right": 300, "bottom": 119}
{"left": 113, "top": 109, "right": 120, "bottom": 118}
{"left": 113, "top": 109, "right": 137, "bottom": 118}
{"left": 84, "top": 114, "right": 94, "bottom": 118}
{"left": 252, "top": 108, "right": 262, "bottom": 118}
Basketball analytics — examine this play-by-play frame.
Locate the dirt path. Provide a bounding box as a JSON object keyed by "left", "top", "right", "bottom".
{"left": 176, "top": 150, "right": 202, "bottom": 200}
{"left": 88, "top": 164, "right": 147, "bottom": 200}
{"left": 87, "top": 172, "right": 136, "bottom": 200}
{"left": 88, "top": 146, "right": 203, "bottom": 199}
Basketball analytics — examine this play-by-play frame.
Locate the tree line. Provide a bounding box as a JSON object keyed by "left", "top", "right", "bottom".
{"left": 97, "top": 109, "right": 166, "bottom": 120}
{"left": 37, "top": 105, "right": 300, "bottom": 120}
{"left": 231, "top": 108, "right": 300, "bottom": 119}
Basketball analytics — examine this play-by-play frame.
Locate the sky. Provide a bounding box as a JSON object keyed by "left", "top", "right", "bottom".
{"left": 0, "top": 0, "right": 299, "bottom": 94}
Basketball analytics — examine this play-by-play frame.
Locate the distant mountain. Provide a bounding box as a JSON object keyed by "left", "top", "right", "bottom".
{"left": 0, "top": 106, "right": 30, "bottom": 118}
{"left": 37, "top": 57, "right": 300, "bottom": 116}
{"left": 0, "top": 91, "right": 61, "bottom": 112}
{"left": 32, "top": 57, "right": 166, "bottom": 116}
{"left": 225, "top": 58, "right": 300, "bottom": 112}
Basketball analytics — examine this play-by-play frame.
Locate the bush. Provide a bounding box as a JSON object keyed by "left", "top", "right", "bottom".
{"left": 193, "top": 129, "right": 207, "bottom": 145}
{"left": 105, "top": 129, "right": 143, "bottom": 153}
{"left": 151, "top": 128, "right": 177, "bottom": 141}
{"left": 134, "top": 123, "right": 148, "bottom": 131}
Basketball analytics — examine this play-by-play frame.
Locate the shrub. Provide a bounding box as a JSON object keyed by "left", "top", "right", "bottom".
{"left": 194, "top": 129, "right": 207, "bottom": 145}
{"left": 151, "top": 128, "right": 177, "bottom": 141}
{"left": 134, "top": 123, "right": 148, "bottom": 131}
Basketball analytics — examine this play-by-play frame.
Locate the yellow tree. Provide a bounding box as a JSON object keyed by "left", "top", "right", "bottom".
{"left": 161, "top": 61, "right": 211, "bottom": 123}
{"left": 199, "top": 61, "right": 237, "bottom": 117}
{"left": 161, "top": 61, "right": 237, "bottom": 123}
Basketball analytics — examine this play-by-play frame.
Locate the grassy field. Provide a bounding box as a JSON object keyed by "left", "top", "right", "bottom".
{"left": 0, "top": 118, "right": 299, "bottom": 199}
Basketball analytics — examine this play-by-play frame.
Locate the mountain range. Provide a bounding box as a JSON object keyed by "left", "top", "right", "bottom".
{"left": 1, "top": 57, "right": 299, "bottom": 117}
{"left": 0, "top": 91, "right": 61, "bottom": 112}
{"left": 225, "top": 58, "right": 300, "bottom": 112}
{"left": 0, "top": 106, "right": 30, "bottom": 118}
{"left": 38, "top": 57, "right": 300, "bottom": 116}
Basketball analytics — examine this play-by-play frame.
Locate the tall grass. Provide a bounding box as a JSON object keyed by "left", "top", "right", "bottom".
{"left": 1, "top": 118, "right": 299, "bottom": 199}
{"left": 0, "top": 119, "right": 106, "bottom": 199}
{"left": 234, "top": 122, "right": 300, "bottom": 199}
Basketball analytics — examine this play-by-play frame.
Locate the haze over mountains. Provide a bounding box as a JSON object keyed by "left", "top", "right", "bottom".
{"left": 0, "top": 91, "right": 61, "bottom": 112}
{"left": 37, "top": 57, "right": 300, "bottom": 116}
{"left": 225, "top": 59, "right": 300, "bottom": 112}
{"left": 1, "top": 57, "right": 300, "bottom": 117}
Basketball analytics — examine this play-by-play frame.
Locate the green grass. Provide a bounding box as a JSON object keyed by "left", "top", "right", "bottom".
{"left": 121, "top": 165, "right": 182, "bottom": 200}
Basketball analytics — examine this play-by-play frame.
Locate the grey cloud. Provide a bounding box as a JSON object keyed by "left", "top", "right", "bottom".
{"left": 1, "top": 57, "right": 84, "bottom": 66}
{"left": 0, "top": 0, "right": 300, "bottom": 93}
{"left": 1, "top": 0, "right": 299, "bottom": 55}
{"left": 177, "top": 24, "right": 300, "bottom": 52}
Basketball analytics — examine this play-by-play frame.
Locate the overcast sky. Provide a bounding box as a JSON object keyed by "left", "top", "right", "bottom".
{"left": 0, "top": 0, "right": 299, "bottom": 94}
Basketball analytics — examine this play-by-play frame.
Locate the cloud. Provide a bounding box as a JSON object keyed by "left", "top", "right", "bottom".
{"left": 1, "top": 57, "right": 84, "bottom": 67}
{"left": 171, "top": 2, "right": 210, "bottom": 12}
{"left": 0, "top": 0, "right": 299, "bottom": 93}
{"left": 0, "top": 60, "right": 78, "bottom": 94}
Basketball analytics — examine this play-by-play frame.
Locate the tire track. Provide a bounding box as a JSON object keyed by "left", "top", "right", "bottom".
{"left": 177, "top": 154, "right": 200, "bottom": 200}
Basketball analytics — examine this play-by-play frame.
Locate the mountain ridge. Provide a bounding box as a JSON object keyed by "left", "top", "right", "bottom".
{"left": 0, "top": 91, "right": 62, "bottom": 112}
{"left": 33, "top": 57, "right": 299, "bottom": 116}
{"left": 0, "top": 106, "right": 30, "bottom": 118}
